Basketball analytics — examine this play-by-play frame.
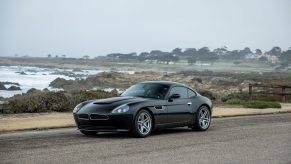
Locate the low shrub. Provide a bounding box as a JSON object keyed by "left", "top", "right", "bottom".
{"left": 226, "top": 98, "right": 245, "bottom": 105}
{"left": 253, "top": 96, "right": 280, "bottom": 102}
{"left": 220, "top": 96, "right": 231, "bottom": 102}
{"left": 243, "top": 100, "right": 281, "bottom": 109}
{"left": 5, "top": 90, "right": 116, "bottom": 113}
{"left": 45, "top": 92, "right": 70, "bottom": 112}
{"left": 197, "top": 90, "right": 216, "bottom": 100}
{"left": 7, "top": 91, "right": 47, "bottom": 113}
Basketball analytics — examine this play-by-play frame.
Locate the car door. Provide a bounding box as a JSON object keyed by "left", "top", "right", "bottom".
{"left": 166, "top": 86, "right": 192, "bottom": 124}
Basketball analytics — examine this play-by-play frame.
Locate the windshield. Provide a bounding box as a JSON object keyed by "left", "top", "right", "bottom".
{"left": 121, "top": 83, "right": 170, "bottom": 99}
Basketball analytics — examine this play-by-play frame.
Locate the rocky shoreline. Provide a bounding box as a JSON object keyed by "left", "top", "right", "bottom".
{"left": 1, "top": 70, "right": 291, "bottom": 113}
{"left": 48, "top": 70, "right": 291, "bottom": 100}
{"left": 0, "top": 82, "right": 21, "bottom": 91}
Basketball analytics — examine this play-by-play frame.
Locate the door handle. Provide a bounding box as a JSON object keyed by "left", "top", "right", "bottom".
{"left": 187, "top": 102, "right": 192, "bottom": 105}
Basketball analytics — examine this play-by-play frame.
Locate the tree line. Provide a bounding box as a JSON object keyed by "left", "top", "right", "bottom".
{"left": 105, "top": 46, "right": 291, "bottom": 66}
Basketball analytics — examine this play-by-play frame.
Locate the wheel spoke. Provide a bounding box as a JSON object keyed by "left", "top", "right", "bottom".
{"left": 144, "top": 119, "right": 150, "bottom": 124}
{"left": 202, "top": 110, "right": 207, "bottom": 118}
{"left": 138, "top": 123, "right": 143, "bottom": 129}
{"left": 140, "top": 114, "right": 144, "bottom": 121}
{"left": 200, "top": 112, "right": 204, "bottom": 119}
{"left": 143, "top": 125, "right": 149, "bottom": 131}
{"left": 199, "top": 117, "right": 203, "bottom": 123}
{"left": 144, "top": 117, "right": 149, "bottom": 122}
{"left": 200, "top": 121, "right": 205, "bottom": 127}
{"left": 203, "top": 120, "right": 208, "bottom": 126}
{"left": 141, "top": 126, "right": 145, "bottom": 133}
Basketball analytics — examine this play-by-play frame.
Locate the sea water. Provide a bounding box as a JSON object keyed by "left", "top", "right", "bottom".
{"left": 0, "top": 66, "right": 134, "bottom": 98}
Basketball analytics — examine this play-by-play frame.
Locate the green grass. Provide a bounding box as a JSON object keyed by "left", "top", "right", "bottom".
{"left": 225, "top": 98, "right": 281, "bottom": 109}
{"left": 243, "top": 100, "right": 281, "bottom": 109}
{"left": 226, "top": 98, "right": 245, "bottom": 105}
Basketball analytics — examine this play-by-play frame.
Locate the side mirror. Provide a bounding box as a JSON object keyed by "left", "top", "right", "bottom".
{"left": 169, "top": 94, "right": 180, "bottom": 100}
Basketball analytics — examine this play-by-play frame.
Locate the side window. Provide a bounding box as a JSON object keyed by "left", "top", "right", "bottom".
{"left": 169, "top": 87, "right": 188, "bottom": 99}
{"left": 188, "top": 89, "right": 197, "bottom": 98}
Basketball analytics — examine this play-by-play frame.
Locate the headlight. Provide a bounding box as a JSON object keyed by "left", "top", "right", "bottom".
{"left": 73, "top": 103, "right": 83, "bottom": 113}
{"left": 112, "top": 104, "right": 129, "bottom": 113}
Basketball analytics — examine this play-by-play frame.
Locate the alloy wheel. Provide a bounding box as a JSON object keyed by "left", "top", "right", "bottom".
{"left": 198, "top": 107, "right": 211, "bottom": 129}
{"left": 137, "top": 112, "right": 152, "bottom": 135}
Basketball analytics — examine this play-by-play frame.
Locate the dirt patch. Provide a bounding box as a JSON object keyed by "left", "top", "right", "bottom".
{"left": 0, "top": 113, "right": 74, "bottom": 132}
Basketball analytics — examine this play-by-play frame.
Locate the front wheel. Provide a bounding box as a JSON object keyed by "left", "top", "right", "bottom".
{"left": 132, "top": 110, "right": 153, "bottom": 138}
{"left": 192, "top": 106, "right": 211, "bottom": 131}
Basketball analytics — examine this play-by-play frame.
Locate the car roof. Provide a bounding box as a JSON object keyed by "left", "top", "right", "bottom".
{"left": 140, "top": 81, "right": 188, "bottom": 87}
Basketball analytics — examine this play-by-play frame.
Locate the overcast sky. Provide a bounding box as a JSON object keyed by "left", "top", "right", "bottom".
{"left": 0, "top": 0, "right": 290, "bottom": 57}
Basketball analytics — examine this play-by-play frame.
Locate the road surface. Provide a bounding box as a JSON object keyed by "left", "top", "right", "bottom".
{"left": 0, "top": 114, "right": 291, "bottom": 164}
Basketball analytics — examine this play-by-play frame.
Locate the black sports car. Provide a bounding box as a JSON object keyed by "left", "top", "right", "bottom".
{"left": 73, "top": 81, "right": 212, "bottom": 137}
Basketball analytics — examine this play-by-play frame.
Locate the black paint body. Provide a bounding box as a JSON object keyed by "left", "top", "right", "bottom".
{"left": 73, "top": 81, "right": 212, "bottom": 132}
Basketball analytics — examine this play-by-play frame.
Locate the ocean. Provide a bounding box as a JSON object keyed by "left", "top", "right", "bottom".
{"left": 0, "top": 66, "right": 134, "bottom": 98}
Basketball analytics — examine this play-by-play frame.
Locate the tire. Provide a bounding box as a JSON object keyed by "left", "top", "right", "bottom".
{"left": 192, "top": 106, "right": 211, "bottom": 131}
{"left": 132, "top": 110, "right": 153, "bottom": 138}
{"left": 80, "top": 130, "right": 98, "bottom": 135}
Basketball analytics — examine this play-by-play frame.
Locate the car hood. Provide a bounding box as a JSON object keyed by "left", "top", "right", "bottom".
{"left": 92, "top": 96, "right": 135, "bottom": 104}
{"left": 77, "top": 96, "right": 150, "bottom": 114}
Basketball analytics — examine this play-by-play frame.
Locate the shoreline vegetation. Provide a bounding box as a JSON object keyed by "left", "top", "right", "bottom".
{"left": 1, "top": 89, "right": 117, "bottom": 114}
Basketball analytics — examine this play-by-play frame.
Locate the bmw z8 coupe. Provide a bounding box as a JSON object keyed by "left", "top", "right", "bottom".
{"left": 73, "top": 81, "right": 212, "bottom": 137}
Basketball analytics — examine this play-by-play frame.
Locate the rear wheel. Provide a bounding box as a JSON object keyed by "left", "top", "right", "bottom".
{"left": 192, "top": 106, "right": 211, "bottom": 131}
{"left": 132, "top": 110, "right": 153, "bottom": 138}
{"left": 80, "top": 130, "right": 98, "bottom": 135}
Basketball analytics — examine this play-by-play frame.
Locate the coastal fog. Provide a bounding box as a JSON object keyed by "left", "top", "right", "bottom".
{"left": 1, "top": 0, "right": 290, "bottom": 113}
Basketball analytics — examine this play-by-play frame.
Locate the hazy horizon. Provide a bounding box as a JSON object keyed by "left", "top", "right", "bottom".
{"left": 1, "top": 0, "right": 291, "bottom": 57}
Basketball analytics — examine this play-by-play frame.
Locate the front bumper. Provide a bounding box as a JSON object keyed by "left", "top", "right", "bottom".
{"left": 74, "top": 113, "right": 133, "bottom": 132}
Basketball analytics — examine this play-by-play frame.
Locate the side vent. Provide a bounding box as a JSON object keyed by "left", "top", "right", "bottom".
{"left": 154, "top": 106, "right": 163, "bottom": 110}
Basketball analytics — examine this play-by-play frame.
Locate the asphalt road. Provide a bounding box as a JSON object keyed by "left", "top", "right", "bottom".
{"left": 0, "top": 114, "right": 291, "bottom": 164}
